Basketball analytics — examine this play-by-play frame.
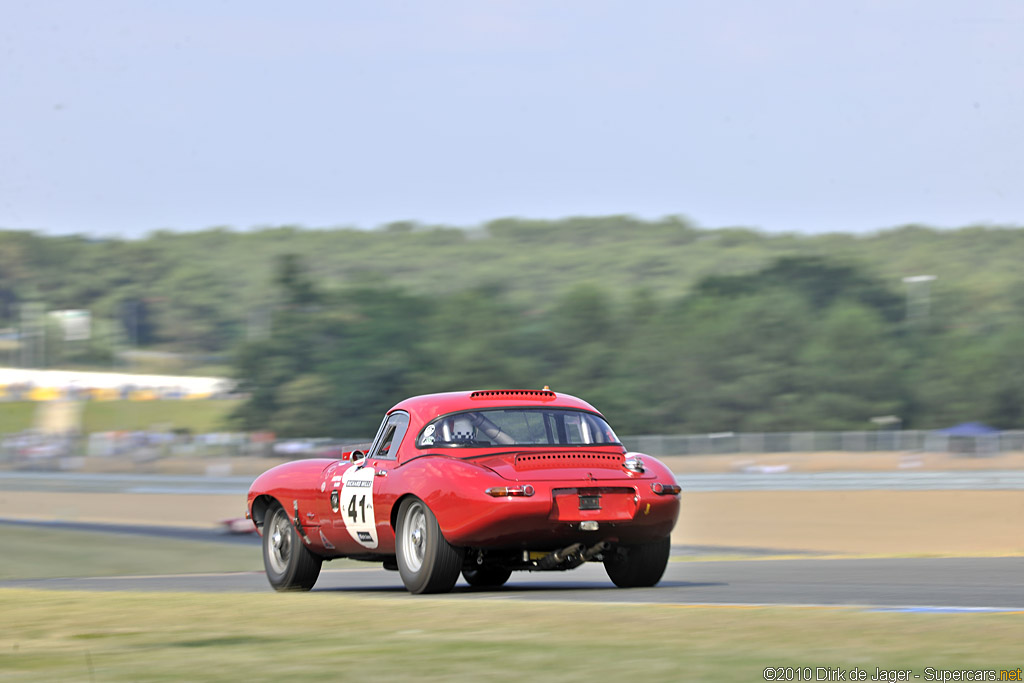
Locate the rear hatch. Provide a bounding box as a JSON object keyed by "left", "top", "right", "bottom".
{"left": 472, "top": 450, "right": 651, "bottom": 482}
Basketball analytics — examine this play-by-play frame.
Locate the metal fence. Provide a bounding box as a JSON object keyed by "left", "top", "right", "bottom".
{"left": 4, "top": 428, "right": 1023, "bottom": 466}
{"left": 0, "top": 431, "right": 368, "bottom": 467}
{"left": 619, "top": 430, "right": 1024, "bottom": 457}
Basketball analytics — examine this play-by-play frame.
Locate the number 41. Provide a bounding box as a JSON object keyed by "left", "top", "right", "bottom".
{"left": 347, "top": 495, "right": 366, "bottom": 523}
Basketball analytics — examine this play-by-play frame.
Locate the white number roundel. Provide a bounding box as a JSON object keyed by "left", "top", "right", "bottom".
{"left": 340, "top": 465, "right": 378, "bottom": 549}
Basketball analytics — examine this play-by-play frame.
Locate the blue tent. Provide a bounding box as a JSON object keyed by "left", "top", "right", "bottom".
{"left": 934, "top": 422, "right": 1001, "bottom": 437}
{"left": 933, "top": 422, "right": 1001, "bottom": 456}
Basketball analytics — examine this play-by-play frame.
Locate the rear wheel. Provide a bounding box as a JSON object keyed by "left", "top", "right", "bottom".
{"left": 604, "top": 536, "right": 671, "bottom": 588}
{"left": 462, "top": 565, "right": 512, "bottom": 588}
{"left": 262, "top": 502, "right": 322, "bottom": 591}
{"left": 396, "top": 497, "right": 463, "bottom": 594}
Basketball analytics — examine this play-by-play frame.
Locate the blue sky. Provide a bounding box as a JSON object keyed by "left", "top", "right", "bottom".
{"left": 2, "top": 0, "right": 1022, "bottom": 237}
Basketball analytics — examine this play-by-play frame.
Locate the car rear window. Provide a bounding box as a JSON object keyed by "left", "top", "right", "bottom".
{"left": 417, "top": 409, "right": 619, "bottom": 448}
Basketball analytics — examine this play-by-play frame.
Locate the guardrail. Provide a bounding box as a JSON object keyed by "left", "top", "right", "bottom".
{"left": 620, "top": 430, "right": 1024, "bottom": 457}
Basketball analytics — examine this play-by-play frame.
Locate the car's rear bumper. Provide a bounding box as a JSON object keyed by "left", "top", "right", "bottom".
{"left": 433, "top": 481, "right": 679, "bottom": 549}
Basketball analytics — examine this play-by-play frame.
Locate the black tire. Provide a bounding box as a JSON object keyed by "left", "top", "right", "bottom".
{"left": 462, "top": 565, "right": 512, "bottom": 588}
{"left": 396, "top": 497, "right": 464, "bottom": 594}
{"left": 603, "top": 536, "right": 671, "bottom": 588}
{"left": 262, "top": 502, "right": 322, "bottom": 592}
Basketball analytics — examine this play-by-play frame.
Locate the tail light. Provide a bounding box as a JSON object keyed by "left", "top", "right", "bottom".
{"left": 651, "top": 482, "right": 682, "bottom": 495}
{"left": 486, "top": 485, "right": 536, "bottom": 497}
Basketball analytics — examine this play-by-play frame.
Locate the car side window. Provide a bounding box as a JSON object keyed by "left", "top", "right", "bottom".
{"left": 369, "top": 412, "right": 410, "bottom": 460}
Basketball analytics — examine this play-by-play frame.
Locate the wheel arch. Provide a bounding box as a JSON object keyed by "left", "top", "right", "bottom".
{"left": 390, "top": 492, "right": 418, "bottom": 534}
{"left": 250, "top": 494, "right": 278, "bottom": 529}
{"left": 389, "top": 491, "right": 467, "bottom": 555}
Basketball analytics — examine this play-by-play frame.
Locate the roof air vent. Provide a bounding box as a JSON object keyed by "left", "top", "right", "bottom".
{"left": 470, "top": 390, "right": 557, "bottom": 400}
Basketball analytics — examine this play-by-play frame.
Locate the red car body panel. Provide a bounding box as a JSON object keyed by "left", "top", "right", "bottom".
{"left": 247, "top": 390, "right": 680, "bottom": 560}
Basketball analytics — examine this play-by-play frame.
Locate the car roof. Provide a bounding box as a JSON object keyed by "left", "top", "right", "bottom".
{"left": 390, "top": 390, "right": 603, "bottom": 426}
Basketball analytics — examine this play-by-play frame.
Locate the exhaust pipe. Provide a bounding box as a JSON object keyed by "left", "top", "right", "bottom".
{"left": 537, "top": 543, "right": 584, "bottom": 569}
{"left": 581, "top": 541, "right": 610, "bottom": 562}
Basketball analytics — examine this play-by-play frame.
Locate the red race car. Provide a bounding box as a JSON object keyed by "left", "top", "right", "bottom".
{"left": 247, "top": 389, "right": 681, "bottom": 594}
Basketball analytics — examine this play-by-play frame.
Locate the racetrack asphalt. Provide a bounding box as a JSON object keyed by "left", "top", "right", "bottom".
{"left": 2, "top": 517, "right": 1022, "bottom": 612}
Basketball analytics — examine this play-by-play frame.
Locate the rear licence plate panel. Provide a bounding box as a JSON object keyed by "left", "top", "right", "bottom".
{"left": 549, "top": 487, "right": 637, "bottom": 521}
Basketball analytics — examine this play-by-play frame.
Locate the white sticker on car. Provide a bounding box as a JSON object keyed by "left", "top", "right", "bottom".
{"left": 340, "top": 465, "right": 378, "bottom": 549}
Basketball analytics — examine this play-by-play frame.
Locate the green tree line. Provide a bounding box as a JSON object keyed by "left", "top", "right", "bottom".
{"left": 2, "top": 218, "right": 1023, "bottom": 357}
{"left": 230, "top": 253, "right": 1024, "bottom": 437}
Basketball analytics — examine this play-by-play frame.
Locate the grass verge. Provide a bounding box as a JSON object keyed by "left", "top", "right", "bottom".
{"left": 0, "top": 402, "right": 37, "bottom": 433}
{"left": 81, "top": 399, "right": 241, "bottom": 433}
{"left": 1, "top": 590, "right": 1022, "bottom": 682}
{"left": 0, "top": 525, "right": 263, "bottom": 579}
